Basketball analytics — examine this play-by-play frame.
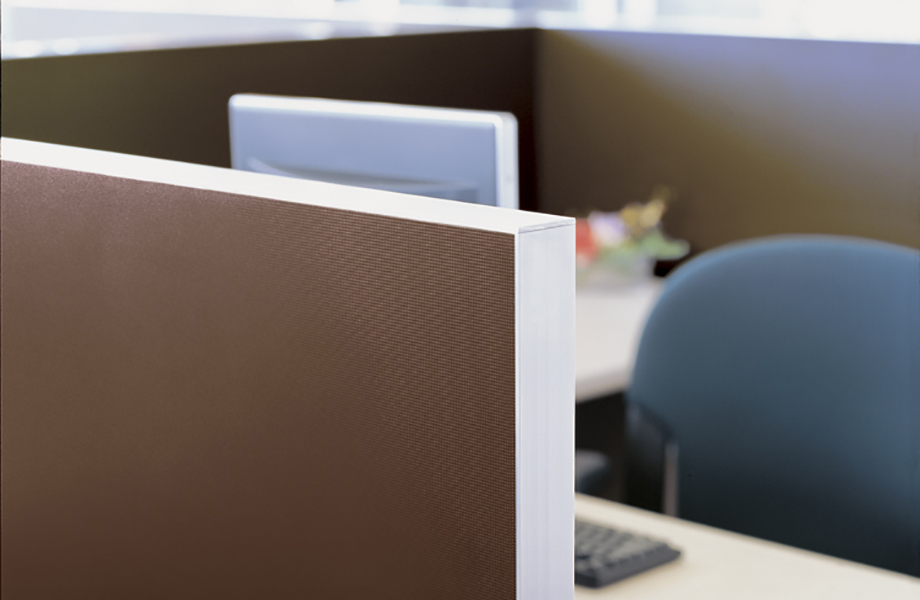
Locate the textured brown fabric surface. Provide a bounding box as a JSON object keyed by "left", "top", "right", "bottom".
{"left": 1, "top": 161, "right": 516, "bottom": 599}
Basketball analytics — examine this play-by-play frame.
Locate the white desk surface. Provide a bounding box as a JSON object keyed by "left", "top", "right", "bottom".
{"left": 574, "top": 494, "right": 920, "bottom": 599}
{"left": 575, "top": 279, "right": 663, "bottom": 402}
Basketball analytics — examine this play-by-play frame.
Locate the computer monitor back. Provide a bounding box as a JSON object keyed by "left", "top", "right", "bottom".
{"left": 229, "top": 94, "right": 519, "bottom": 209}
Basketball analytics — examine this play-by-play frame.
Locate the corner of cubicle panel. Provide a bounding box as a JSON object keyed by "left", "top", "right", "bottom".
{"left": 515, "top": 218, "right": 576, "bottom": 600}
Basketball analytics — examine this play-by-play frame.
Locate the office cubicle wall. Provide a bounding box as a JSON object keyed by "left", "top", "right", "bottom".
{"left": 3, "top": 6, "right": 325, "bottom": 42}
{"left": 1, "top": 139, "right": 574, "bottom": 599}
{"left": 0, "top": 29, "right": 540, "bottom": 210}
{"left": 4, "top": 27, "right": 917, "bottom": 251}
{"left": 537, "top": 30, "right": 920, "bottom": 251}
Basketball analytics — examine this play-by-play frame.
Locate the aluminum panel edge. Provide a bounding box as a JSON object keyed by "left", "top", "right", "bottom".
{"left": 516, "top": 219, "right": 576, "bottom": 600}
{"left": 0, "top": 137, "right": 553, "bottom": 234}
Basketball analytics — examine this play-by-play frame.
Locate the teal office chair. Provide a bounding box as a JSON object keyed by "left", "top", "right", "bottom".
{"left": 626, "top": 235, "right": 920, "bottom": 576}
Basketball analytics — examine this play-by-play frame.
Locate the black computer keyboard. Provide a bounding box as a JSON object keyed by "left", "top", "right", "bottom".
{"left": 575, "top": 519, "right": 681, "bottom": 588}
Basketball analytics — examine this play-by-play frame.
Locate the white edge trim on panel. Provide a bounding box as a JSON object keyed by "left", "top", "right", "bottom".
{"left": 515, "top": 222, "right": 575, "bottom": 600}
{"left": 0, "top": 138, "right": 560, "bottom": 235}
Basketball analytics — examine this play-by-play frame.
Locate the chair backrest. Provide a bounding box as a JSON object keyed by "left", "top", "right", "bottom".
{"left": 628, "top": 235, "right": 920, "bottom": 575}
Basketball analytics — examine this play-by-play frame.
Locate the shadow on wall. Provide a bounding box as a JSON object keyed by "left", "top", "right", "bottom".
{"left": 537, "top": 30, "right": 920, "bottom": 252}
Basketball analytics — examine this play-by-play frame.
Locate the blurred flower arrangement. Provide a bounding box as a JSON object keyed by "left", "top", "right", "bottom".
{"left": 576, "top": 185, "right": 689, "bottom": 287}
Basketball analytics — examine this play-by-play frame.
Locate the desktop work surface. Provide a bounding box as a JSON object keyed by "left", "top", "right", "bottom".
{"left": 575, "top": 280, "right": 662, "bottom": 402}
{"left": 574, "top": 495, "right": 920, "bottom": 599}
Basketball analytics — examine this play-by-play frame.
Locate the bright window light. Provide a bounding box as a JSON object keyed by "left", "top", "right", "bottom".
{"left": 3, "top": 0, "right": 918, "bottom": 47}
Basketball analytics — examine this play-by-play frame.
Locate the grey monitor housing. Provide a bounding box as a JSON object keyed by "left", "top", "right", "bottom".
{"left": 229, "top": 94, "right": 519, "bottom": 209}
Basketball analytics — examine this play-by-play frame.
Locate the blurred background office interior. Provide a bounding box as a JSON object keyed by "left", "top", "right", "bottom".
{"left": 3, "top": 0, "right": 919, "bottom": 580}
{"left": 4, "top": 0, "right": 920, "bottom": 52}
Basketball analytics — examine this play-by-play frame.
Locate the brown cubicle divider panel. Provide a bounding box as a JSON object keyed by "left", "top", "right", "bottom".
{"left": 0, "top": 28, "right": 540, "bottom": 211}
{"left": 5, "top": 27, "right": 916, "bottom": 252}
{"left": 536, "top": 30, "right": 920, "bottom": 252}
{"left": 1, "top": 139, "right": 574, "bottom": 599}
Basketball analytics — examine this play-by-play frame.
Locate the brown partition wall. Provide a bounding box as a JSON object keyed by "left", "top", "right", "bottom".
{"left": 536, "top": 30, "right": 920, "bottom": 251}
{"left": 4, "top": 27, "right": 918, "bottom": 250}
{"left": 0, "top": 29, "right": 540, "bottom": 210}
{"left": 1, "top": 154, "right": 520, "bottom": 599}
